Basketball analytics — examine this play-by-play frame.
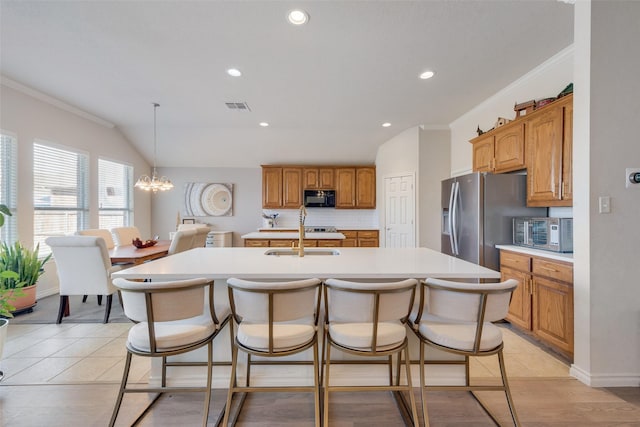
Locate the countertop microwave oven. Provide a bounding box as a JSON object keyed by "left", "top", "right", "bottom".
{"left": 513, "top": 217, "right": 573, "bottom": 253}
{"left": 303, "top": 190, "right": 336, "bottom": 208}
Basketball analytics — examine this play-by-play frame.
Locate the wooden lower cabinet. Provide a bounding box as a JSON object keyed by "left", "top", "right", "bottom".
{"left": 244, "top": 230, "right": 379, "bottom": 248}
{"left": 339, "top": 230, "right": 379, "bottom": 247}
{"left": 500, "top": 249, "right": 573, "bottom": 358}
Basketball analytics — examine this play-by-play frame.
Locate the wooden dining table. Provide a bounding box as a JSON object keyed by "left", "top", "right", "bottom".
{"left": 108, "top": 240, "right": 171, "bottom": 265}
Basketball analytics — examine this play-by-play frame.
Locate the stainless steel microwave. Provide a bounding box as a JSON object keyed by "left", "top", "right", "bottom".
{"left": 303, "top": 190, "right": 336, "bottom": 208}
{"left": 513, "top": 217, "right": 573, "bottom": 253}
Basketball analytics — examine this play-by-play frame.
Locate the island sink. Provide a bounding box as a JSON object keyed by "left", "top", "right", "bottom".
{"left": 264, "top": 248, "right": 340, "bottom": 256}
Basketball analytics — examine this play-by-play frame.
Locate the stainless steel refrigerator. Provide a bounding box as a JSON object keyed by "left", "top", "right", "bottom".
{"left": 441, "top": 172, "right": 546, "bottom": 271}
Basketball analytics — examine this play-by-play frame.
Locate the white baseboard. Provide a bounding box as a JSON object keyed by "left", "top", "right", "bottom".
{"left": 570, "top": 364, "right": 640, "bottom": 387}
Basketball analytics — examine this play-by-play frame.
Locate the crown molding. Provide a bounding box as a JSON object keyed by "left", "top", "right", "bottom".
{"left": 1, "top": 75, "right": 115, "bottom": 128}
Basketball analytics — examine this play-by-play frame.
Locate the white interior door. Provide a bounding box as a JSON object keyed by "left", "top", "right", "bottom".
{"left": 384, "top": 175, "right": 415, "bottom": 248}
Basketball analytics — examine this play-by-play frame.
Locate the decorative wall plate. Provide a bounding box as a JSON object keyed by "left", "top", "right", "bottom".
{"left": 184, "top": 182, "right": 233, "bottom": 217}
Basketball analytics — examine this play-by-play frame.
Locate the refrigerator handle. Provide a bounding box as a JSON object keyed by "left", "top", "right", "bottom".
{"left": 451, "top": 181, "right": 460, "bottom": 256}
{"left": 448, "top": 182, "right": 455, "bottom": 254}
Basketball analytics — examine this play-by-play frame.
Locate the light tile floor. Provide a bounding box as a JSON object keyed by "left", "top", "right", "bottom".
{"left": 0, "top": 322, "right": 570, "bottom": 387}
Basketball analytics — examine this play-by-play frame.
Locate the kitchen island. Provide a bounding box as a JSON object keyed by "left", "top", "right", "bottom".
{"left": 112, "top": 246, "right": 499, "bottom": 280}
{"left": 112, "top": 247, "right": 500, "bottom": 388}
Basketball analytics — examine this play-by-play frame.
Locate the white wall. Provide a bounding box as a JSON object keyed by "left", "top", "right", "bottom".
{"left": 418, "top": 128, "right": 450, "bottom": 250}
{"left": 375, "top": 127, "right": 419, "bottom": 247}
{"left": 569, "top": 0, "right": 640, "bottom": 387}
{"left": 150, "top": 167, "right": 379, "bottom": 246}
{"left": 0, "top": 83, "right": 152, "bottom": 297}
{"left": 374, "top": 126, "right": 451, "bottom": 249}
{"left": 449, "top": 47, "right": 574, "bottom": 177}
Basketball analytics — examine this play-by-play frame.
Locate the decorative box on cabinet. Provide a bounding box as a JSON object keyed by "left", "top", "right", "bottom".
{"left": 500, "top": 249, "right": 573, "bottom": 358}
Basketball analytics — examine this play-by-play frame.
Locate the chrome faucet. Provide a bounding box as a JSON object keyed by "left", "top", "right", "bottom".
{"left": 297, "top": 204, "right": 307, "bottom": 257}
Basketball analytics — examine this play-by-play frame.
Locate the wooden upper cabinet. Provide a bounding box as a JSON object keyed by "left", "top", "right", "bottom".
{"left": 356, "top": 167, "right": 376, "bottom": 208}
{"left": 494, "top": 122, "right": 526, "bottom": 172}
{"left": 335, "top": 168, "right": 356, "bottom": 208}
{"left": 264, "top": 165, "right": 374, "bottom": 209}
{"left": 526, "top": 95, "right": 572, "bottom": 207}
{"left": 471, "top": 122, "right": 525, "bottom": 173}
{"left": 303, "top": 167, "right": 335, "bottom": 189}
{"left": 262, "top": 167, "right": 282, "bottom": 208}
{"left": 282, "top": 167, "right": 302, "bottom": 208}
{"left": 471, "top": 134, "right": 495, "bottom": 172}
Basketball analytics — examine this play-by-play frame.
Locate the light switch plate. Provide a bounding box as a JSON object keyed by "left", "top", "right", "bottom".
{"left": 626, "top": 168, "right": 640, "bottom": 189}
{"left": 599, "top": 196, "right": 611, "bottom": 214}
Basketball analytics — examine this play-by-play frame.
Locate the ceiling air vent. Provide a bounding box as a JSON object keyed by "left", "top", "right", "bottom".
{"left": 225, "top": 102, "right": 251, "bottom": 111}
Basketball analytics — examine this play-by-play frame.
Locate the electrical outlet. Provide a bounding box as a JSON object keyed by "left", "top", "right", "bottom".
{"left": 626, "top": 168, "right": 640, "bottom": 189}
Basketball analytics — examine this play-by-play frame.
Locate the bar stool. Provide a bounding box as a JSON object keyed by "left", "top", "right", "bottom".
{"left": 411, "top": 278, "right": 520, "bottom": 426}
{"left": 223, "top": 278, "right": 322, "bottom": 427}
{"left": 109, "top": 277, "right": 231, "bottom": 427}
{"left": 322, "top": 278, "right": 420, "bottom": 427}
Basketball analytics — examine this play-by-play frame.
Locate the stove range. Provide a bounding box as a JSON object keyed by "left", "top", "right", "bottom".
{"left": 304, "top": 226, "right": 337, "bottom": 233}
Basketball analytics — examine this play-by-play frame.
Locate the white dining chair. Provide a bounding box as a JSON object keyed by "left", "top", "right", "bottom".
{"left": 168, "top": 228, "right": 197, "bottom": 255}
{"left": 191, "top": 226, "right": 210, "bottom": 249}
{"left": 46, "top": 236, "right": 121, "bottom": 323}
{"left": 75, "top": 228, "right": 115, "bottom": 249}
{"left": 109, "top": 277, "right": 231, "bottom": 427}
{"left": 110, "top": 226, "right": 141, "bottom": 246}
{"left": 411, "top": 278, "right": 520, "bottom": 427}
{"left": 322, "top": 278, "right": 420, "bottom": 427}
{"left": 223, "top": 277, "right": 323, "bottom": 427}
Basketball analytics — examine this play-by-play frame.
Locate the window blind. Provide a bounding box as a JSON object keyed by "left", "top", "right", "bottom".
{"left": 33, "top": 141, "right": 89, "bottom": 255}
{"left": 98, "top": 158, "right": 133, "bottom": 229}
{"left": 0, "top": 133, "right": 18, "bottom": 243}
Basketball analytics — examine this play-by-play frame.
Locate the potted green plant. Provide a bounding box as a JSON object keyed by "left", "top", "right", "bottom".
{"left": 0, "top": 241, "right": 51, "bottom": 314}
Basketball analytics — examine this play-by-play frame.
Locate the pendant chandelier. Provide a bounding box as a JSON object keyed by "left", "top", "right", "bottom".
{"left": 135, "top": 102, "right": 174, "bottom": 192}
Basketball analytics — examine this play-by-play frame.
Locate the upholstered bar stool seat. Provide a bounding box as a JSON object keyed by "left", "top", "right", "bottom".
{"left": 412, "top": 278, "right": 520, "bottom": 427}
{"left": 108, "top": 277, "right": 231, "bottom": 427}
{"left": 222, "top": 277, "right": 323, "bottom": 427}
{"left": 323, "top": 278, "right": 420, "bottom": 427}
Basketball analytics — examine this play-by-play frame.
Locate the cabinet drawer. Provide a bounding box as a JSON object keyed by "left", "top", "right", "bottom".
{"left": 500, "top": 251, "right": 531, "bottom": 272}
{"left": 357, "top": 230, "right": 379, "bottom": 239}
{"left": 245, "top": 240, "right": 269, "bottom": 247}
{"left": 318, "top": 240, "right": 342, "bottom": 247}
{"left": 269, "top": 239, "right": 294, "bottom": 247}
{"left": 340, "top": 230, "right": 358, "bottom": 239}
{"left": 532, "top": 258, "right": 573, "bottom": 283}
{"left": 358, "top": 238, "right": 378, "bottom": 247}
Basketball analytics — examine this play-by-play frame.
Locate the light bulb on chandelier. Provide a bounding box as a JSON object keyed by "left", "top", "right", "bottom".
{"left": 135, "top": 103, "right": 174, "bottom": 192}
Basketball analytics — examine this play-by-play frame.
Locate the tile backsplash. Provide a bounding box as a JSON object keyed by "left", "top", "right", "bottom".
{"left": 260, "top": 208, "right": 378, "bottom": 230}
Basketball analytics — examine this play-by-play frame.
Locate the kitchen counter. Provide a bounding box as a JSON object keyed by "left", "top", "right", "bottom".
{"left": 496, "top": 244, "right": 574, "bottom": 263}
{"left": 112, "top": 246, "right": 500, "bottom": 280}
{"left": 242, "top": 231, "right": 345, "bottom": 240}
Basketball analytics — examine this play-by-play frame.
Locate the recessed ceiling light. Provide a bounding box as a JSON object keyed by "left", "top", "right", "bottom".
{"left": 227, "top": 68, "right": 242, "bottom": 77}
{"left": 382, "top": 122, "right": 391, "bottom": 127}
{"left": 288, "top": 10, "right": 309, "bottom": 25}
{"left": 419, "top": 70, "right": 435, "bottom": 80}
{"left": 259, "top": 122, "right": 269, "bottom": 127}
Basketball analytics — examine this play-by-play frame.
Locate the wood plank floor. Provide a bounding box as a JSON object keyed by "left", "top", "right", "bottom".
{"left": 1, "top": 380, "right": 639, "bottom": 426}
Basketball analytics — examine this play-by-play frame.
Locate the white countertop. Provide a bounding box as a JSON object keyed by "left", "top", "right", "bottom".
{"left": 496, "top": 245, "right": 574, "bottom": 263}
{"left": 242, "top": 232, "right": 345, "bottom": 240}
{"left": 112, "top": 247, "right": 501, "bottom": 280}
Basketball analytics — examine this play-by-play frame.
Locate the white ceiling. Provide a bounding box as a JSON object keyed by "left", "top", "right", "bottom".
{"left": 0, "top": 1, "right": 574, "bottom": 168}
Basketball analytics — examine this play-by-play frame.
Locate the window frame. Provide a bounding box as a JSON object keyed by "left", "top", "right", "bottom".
{"left": 0, "top": 131, "right": 18, "bottom": 244}
{"left": 33, "top": 140, "right": 89, "bottom": 255}
{"left": 98, "top": 157, "right": 134, "bottom": 229}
